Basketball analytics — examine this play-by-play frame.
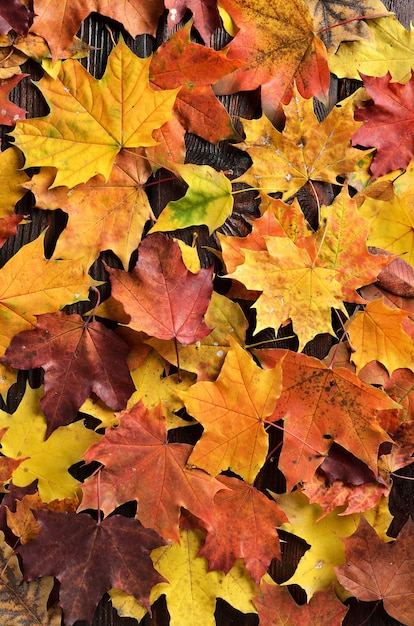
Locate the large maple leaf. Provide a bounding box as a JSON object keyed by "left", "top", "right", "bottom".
{"left": 30, "top": 0, "right": 165, "bottom": 62}
{"left": 198, "top": 476, "right": 287, "bottom": 584}
{"left": 150, "top": 21, "right": 241, "bottom": 144}
{"left": 180, "top": 338, "right": 283, "bottom": 483}
{"left": 2, "top": 311, "right": 135, "bottom": 437}
{"left": 226, "top": 188, "right": 390, "bottom": 348}
{"left": 24, "top": 148, "right": 153, "bottom": 271}
{"left": 253, "top": 576, "right": 348, "bottom": 626}
{"left": 0, "top": 385, "right": 100, "bottom": 502}
{"left": 352, "top": 72, "right": 414, "bottom": 180}
{"left": 108, "top": 233, "right": 213, "bottom": 345}
{"left": 335, "top": 517, "right": 414, "bottom": 625}
{"left": 11, "top": 38, "right": 178, "bottom": 188}
{"left": 236, "top": 89, "right": 367, "bottom": 200}
{"left": 255, "top": 350, "right": 395, "bottom": 489}
{"left": 17, "top": 510, "right": 167, "bottom": 626}
{"left": 214, "top": 0, "right": 330, "bottom": 116}
{"left": 80, "top": 401, "right": 223, "bottom": 541}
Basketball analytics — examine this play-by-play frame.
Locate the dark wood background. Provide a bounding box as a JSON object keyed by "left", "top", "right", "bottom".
{"left": 2, "top": 1, "right": 413, "bottom": 624}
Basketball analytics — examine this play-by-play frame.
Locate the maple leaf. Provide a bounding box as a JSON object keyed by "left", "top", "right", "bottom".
{"left": 2, "top": 311, "right": 135, "bottom": 437}
{"left": 0, "top": 531, "right": 61, "bottom": 625}
{"left": 25, "top": 148, "right": 153, "bottom": 270}
{"left": 0, "top": 385, "right": 100, "bottom": 502}
{"left": 308, "top": 0, "right": 390, "bottom": 53}
{"left": 214, "top": 0, "right": 330, "bottom": 117}
{"left": 146, "top": 291, "right": 248, "bottom": 381}
{"left": 11, "top": 38, "right": 179, "bottom": 188}
{"left": 236, "top": 89, "right": 367, "bottom": 200}
{"left": 253, "top": 576, "right": 348, "bottom": 626}
{"left": 108, "top": 233, "right": 213, "bottom": 345}
{"left": 0, "top": 74, "right": 27, "bottom": 125}
{"left": 150, "top": 163, "right": 234, "bottom": 234}
{"left": 198, "top": 475, "right": 287, "bottom": 584}
{"left": 330, "top": 16, "right": 414, "bottom": 83}
{"left": 180, "top": 338, "right": 283, "bottom": 483}
{"left": 30, "top": 0, "right": 165, "bottom": 62}
{"left": 151, "top": 528, "right": 258, "bottom": 626}
{"left": 0, "top": 234, "right": 93, "bottom": 361}
{"left": 273, "top": 490, "right": 360, "bottom": 598}
{"left": 0, "top": 0, "right": 34, "bottom": 35}
{"left": 352, "top": 72, "right": 414, "bottom": 179}
{"left": 359, "top": 187, "right": 414, "bottom": 268}
{"left": 335, "top": 517, "right": 414, "bottom": 625}
{"left": 347, "top": 298, "right": 414, "bottom": 374}
{"left": 80, "top": 401, "right": 223, "bottom": 542}
{"left": 165, "top": 0, "right": 221, "bottom": 42}
{"left": 227, "top": 188, "right": 390, "bottom": 348}
{"left": 150, "top": 21, "right": 241, "bottom": 144}
{"left": 255, "top": 350, "right": 395, "bottom": 488}
{"left": 17, "top": 510, "right": 167, "bottom": 626}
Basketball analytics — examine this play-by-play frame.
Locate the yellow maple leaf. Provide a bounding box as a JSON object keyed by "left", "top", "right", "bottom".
{"left": 329, "top": 16, "right": 414, "bottom": 83}
{"left": 236, "top": 88, "right": 368, "bottom": 200}
{"left": 180, "top": 338, "right": 283, "bottom": 483}
{"left": 11, "top": 38, "right": 179, "bottom": 188}
{"left": 0, "top": 385, "right": 100, "bottom": 502}
{"left": 24, "top": 148, "right": 153, "bottom": 270}
{"left": 347, "top": 298, "right": 414, "bottom": 374}
{"left": 0, "top": 147, "right": 29, "bottom": 216}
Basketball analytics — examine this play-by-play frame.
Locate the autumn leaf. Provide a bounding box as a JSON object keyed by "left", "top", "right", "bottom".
{"left": 330, "top": 16, "right": 414, "bottom": 83}
{"left": 146, "top": 291, "right": 248, "bottom": 381}
{"left": 273, "top": 490, "right": 360, "bottom": 598}
{"left": 308, "top": 0, "right": 390, "bottom": 53}
{"left": 198, "top": 475, "right": 287, "bottom": 584}
{"left": 255, "top": 350, "right": 395, "bottom": 488}
{"left": 17, "top": 510, "right": 167, "bottom": 626}
{"left": 0, "top": 147, "right": 30, "bottom": 217}
{"left": 80, "top": 401, "right": 223, "bottom": 541}
{"left": 25, "top": 148, "right": 153, "bottom": 270}
{"left": 151, "top": 528, "right": 257, "bottom": 626}
{"left": 253, "top": 576, "right": 348, "bottom": 626}
{"left": 0, "top": 0, "right": 34, "bottom": 35}
{"left": 150, "top": 163, "right": 234, "bottom": 234}
{"left": 180, "top": 338, "right": 283, "bottom": 483}
{"left": 236, "top": 89, "right": 367, "bottom": 200}
{"left": 214, "top": 0, "right": 330, "bottom": 117}
{"left": 0, "top": 74, "right": 27, "bottom": 125}
{"left": 108, "top": 233, "right": 213, "bottom": 345}
{"left": 335, "top": 517, "right": 414, "bottom": 625}
{"left": 150, "top": 21, "right": 241, "bottom": 143}
{"left": 347, "top": 298, "right": 414, "bottom": 374}
{"left": 11, "top": 38, "right": 179, "bottom": 188}
{"left": 352, "top": 72, "right": 414, "bottom": 179}
{"left": 30, "top": 0, "right": 165, "bottom": 62}
{"left": 165, "top": 0, "right": 221, "bottom": 42}
{"left": 0, "top": 384, "right": 100, "bottom": 502}
{"left": 2, "top": 311, "right": 135, "bottom": 437}
{"left": 0, "top": 531, "right": 61, "bottom": 625}
{"left": 0, "top": 234, "right": 93, "bottom": 361}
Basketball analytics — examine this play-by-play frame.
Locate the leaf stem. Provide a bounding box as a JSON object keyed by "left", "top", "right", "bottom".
{"left": 245, "top": 336, "right": 295, "bottom": 349}
{"left": 174, "top": 337, "right": 182, "bottom": 382}
{"left": 317, "top": 13, "right": 391, "bottom": 35}
{"left": 263, "top": 419, "right": 324, "bottom": 455}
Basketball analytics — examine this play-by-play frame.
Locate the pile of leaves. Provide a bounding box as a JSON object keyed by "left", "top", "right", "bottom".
{"left": 0, "top": 0, "right": 413, "bottom": 624}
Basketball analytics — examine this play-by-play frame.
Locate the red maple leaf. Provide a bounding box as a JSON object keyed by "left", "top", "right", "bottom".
{"left": 107, "top": 233, "right": 213, "bottom": 345}
{"left": 198, "top": 475, "right": 287, "bottom": 584}
{"left": 165, "top": 0, "right": 221, "bottom": 43}
{"left": 0, "top": 74, "right": 27, "bottom": 125}
{"left": 0, "top": 0, "right": 34, "bottom": 34}
{"left": 1, "top": 312, "right": 135, "bottom": 437}
{"left": 353, "top": 72, "right": 414, "bottom": 180}
{"left": 80, "top": 401, "right": 223, "bottom": 541}
{"left": 17, "top": 510, "right": 167, "bottom": 626}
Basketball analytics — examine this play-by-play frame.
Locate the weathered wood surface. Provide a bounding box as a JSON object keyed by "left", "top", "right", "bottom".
{"left": 2, "top": 1, "right": 414, "bottom": 625}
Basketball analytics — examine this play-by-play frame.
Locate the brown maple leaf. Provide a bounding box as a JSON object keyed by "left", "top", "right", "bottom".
{"left": 1, "top": 311, "right": 135, "bottom": 437}
{"left": 17, "top": 510, "right": 167, "bottom": 626}
{"left": 80, "top": 401, "right": 224, "bottom": 541}
{"left": 108, "top": 233, "right": 213, "bottom": 346}
{"left": 335, "top": 517, "right": 414, "bottom": 625}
